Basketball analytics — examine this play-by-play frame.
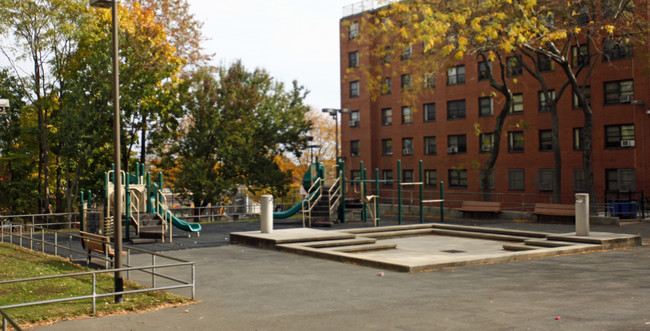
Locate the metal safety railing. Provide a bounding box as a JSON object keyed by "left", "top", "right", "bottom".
{"left": 0, "top": 221, "right": 196, "bottom": 330}
{"left": 301, "top": 177, "right": 323, "bottom": 227}
{"left": 328, "top": 174, "right": 342, "bottom": 216}
{"left": 1, "top": 307, "right": 22, "bottom": 331}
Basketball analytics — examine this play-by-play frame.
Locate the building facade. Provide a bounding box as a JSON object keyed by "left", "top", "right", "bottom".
{"left": 338, "top": 4, "right": 650, "bottom": 206}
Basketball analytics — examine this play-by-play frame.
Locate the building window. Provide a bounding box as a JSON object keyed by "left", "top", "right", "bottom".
{"left": 447, "top": 100, "right": 466, "bottom": 120}
{"left": 350, "top": 140, "right": 360, "bottom": 157}
{"left": 424, "top": 170, "right": 437, "bottom": 188}
{"left": 478, "top": 61, "right": 492, "bottom": 81}
{"left": 510, "top": 93, "right": 523, "bottom": 114}
{"left": 606, "top": 169, "right": 636, "bottom": 192}
{"left": 573, "top": 86, "right": 591, "bottom": 109}
{"left": 349, "top": 21, "right": 359, "bottom": 39}
{"left": 539, "top": 130, "right": 553, "bottom": 151}
{"left": 571, "top": 44, "right": 589, "bottom": 68}
{"left": 537, "top": 53, "right": 553, "bottom": 72}
{"left": 573, "top": 128, "right": 584, "bottom": 151}
{"left": 401, "top": 74, "right": 412, "bottom": 90}
{"left": 349, "top": 111, "right": 360, "bottom": 127}
{"left": 402, "top": 106, "right": 413, "bottom": 124}
{"left": 348, "top": 51, "right": 359, "bottom": 68}
{"left": 401, "top": 44, "right": 412, "bottom": 60}
{"left": 509, "top": 169, "right": 525, "bottom": 191}
{"left": 381, "top": 108, "right": 392, "bottom": 126}
{"left": 381, "top": 77, "right": 392, "bottom": 95}
{"left": 508, "top": 131, "right": 524, "bottom": 153}
{"left": 382, "top": 170, "right": 393, "bottom": 187}
{"left": 447, "top": 65, "right": 465, "bottom": 85}
{"left": 574, "top": 169, "right": 586, "bottom": 192}
{"left": 448, "top": 169, "right": 468, "bottom": 189}
{"left": 402, "top": 169, "right": 414, "bottom": 183}
{"left": 424, "top": 136, "right": 436, "bottom": 155}
{"left": 479, "top": 97, "right": 493, "bottom": 117}
{"left": 538, "top": 90, "right": 555, "bottom": 112}
{"left": 536, "top": 169, "right": 554, "bottom": 191}
{"left": 381, "top": 139, "right": 393, "bottom": 156}
{"left": 424, "top": 72, "right": 435, "bottom": 88}
{"left": 603, "top": 37, "right": 633, "bottom": 61}
{"left": 605, "top": 124, "right": 635, "bottom": 148}
{"left": 350, "top": 81, "right": 360, "bottom": 98}
{"left": 604, "top": 80, "right": 634, "bottom": 104}
{"left": 423, "top": 103, "right": 436, "bottom": 122}
{"left": 479, "top": 133, "right": 494, "bottom": 153}
{"left": 448, "top": 134, "right": 467, "bottom": 154}
{"left": 402, "top": 138, "right": 413, "bottom": 155}
{"left": 507, "top": 55, "right": 522, "bottom": 77}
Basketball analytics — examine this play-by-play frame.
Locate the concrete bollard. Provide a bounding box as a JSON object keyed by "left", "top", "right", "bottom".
{"left": 261, "top": 195, "right": 273, "bottom": 233}
{"left": 575, "top": 193, "right": 589, "bottom": 236}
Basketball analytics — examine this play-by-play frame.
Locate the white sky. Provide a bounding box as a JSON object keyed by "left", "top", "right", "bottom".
{"left": 189, "top": 0, "right": 358, "bottom": 111}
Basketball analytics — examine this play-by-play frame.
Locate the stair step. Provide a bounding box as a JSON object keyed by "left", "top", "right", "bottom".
{"left": 301, "top": 238, "right": 377, "bottom": 248}
{"left": 524, "top": 239, "right": 572, "bottom": 247}
{"left": 431, "top": 229, "right": 530, "bottom": 242}
{"left": 503, "top": 244, "right": 539, "bottom": 251}
{"left": 361, "top": 228, "right": 434, "bottom": 239}
{"left": 334, "top": 243, "right": 398, "bottom": 252}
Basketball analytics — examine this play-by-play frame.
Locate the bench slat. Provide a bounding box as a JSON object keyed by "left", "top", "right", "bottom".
{"left": 533, "top": 203, "right": 575, "bottom": 217}
{"left": 457, "top": 201, "right": 501, "bottom": 213}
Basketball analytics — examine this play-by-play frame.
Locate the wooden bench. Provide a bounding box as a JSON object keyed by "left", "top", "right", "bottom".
{"left": 456, "top": 201, "right": 502, "bottom": 217}
{"left": 532, "top": 203, "right": 575, "bottom": 221}
{"left": 79, "top": 231, "right": 125, "bottom": 267}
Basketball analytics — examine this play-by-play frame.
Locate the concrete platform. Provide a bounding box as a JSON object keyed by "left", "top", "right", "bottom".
{"left": 230, "top": 224, "right": 642, "bottom": 273}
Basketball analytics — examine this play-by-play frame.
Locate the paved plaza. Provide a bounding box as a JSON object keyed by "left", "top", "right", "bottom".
{"left": 28, "top": 218, "right": 650, "bottom": 330}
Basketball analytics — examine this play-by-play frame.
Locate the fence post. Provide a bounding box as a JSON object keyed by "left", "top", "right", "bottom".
{"left": 92, "top": 273, "right": 97, "bottom": 314}
{"left": 29, "top": 226, "right": 32, "bottom": 250}
{"left": 69, "top": 234, "right": 73, "bottom": 261}
{"left": 19, "top": 226, "right": 22, "bottom": 248}
{"left": 54, "top": 232, "right": 58, "bottom": 256}
{"left": 440, "top": 181, "right": 445, "bottom": 223}
{"left": 152, "top": 255, "right": 156, "bottom": 288}
{"left": 41, "top": 229, "right": 45, "bottom": 253}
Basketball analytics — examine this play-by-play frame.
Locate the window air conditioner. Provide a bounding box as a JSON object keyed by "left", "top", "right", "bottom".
{"left": 619, "top": 95, "right": 632, "bottom": 103}
{"left": 447, "top": 146, "right": 458, "bottom": 154}
{"left": 403, "top": 148, "right": 412, "bottom": 155}
{"left": 620, "top": 139, "right": 635, "bottom": 147}
{"left": 349, "top": 120, "right": 359, "bottom": 127}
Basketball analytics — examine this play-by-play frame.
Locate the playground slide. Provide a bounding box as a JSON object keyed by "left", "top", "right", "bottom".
{"left": 273, "top": 199, "right": 305, "bottom": 219}
{"left": 166, "top": 211, "right": 202, "bottom": 232}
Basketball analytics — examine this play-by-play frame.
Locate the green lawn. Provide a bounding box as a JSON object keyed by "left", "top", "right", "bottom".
{"left": 0, "top": 243, "right": 191, "bottom": 327}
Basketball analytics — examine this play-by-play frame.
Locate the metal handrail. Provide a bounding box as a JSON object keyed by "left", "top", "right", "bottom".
{"left": 0, "top": 223, "right": 196, "bottom": 329}
{"left": 301, "top": 178, "right": 323, "bottom": 227}
{"left": 328, "top": 175, "right": 342, "bottom": 215}
{"left": 1, "top": 307, "right": 22, "bottom": 331}
{"left": 129, "top": 190, "right": 141, "bottom": 234}
{"left": 155, "top": 190, "right": 173, "bottom": 243}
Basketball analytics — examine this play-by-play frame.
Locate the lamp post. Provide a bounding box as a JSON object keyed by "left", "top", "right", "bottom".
{"left": 90, "top": 0, "right": 123, "bottom": 303}
{"left": 321, "top": 108, "right": 350, "bottom": 161}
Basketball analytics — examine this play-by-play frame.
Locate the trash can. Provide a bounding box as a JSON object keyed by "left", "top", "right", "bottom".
{"left": 608, "top": 199, "right": 638, "bottom": 219}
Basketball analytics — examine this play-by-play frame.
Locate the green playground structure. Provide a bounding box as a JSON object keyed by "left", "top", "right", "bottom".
{"left": 79, "top": 162, "right": 201, "bottom": 243}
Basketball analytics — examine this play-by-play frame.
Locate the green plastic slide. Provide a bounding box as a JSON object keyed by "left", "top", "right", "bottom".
{"left": 166, "top": 210, "right": 202, "bottom": 232}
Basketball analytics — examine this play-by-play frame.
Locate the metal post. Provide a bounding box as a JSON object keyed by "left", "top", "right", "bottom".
{"left": 191, "top": 263, "right": 196, "bottom": 300}
{"left": 125, "top": 172, "right": 130, "bottom": 241}
{"left": 398, "top": 160, "right": 402, "bottom": 225}
{"left": 29, "top": 226, "right": 32, "bottom": 250}
{"left": 440, "top": 181, "right": 445, "bottom": 223}
{"left": 340, "top": 161, "right": 346, "bottom": 223}
{"left": 92, "top": 273, "right": 97, "bottom": 314}
{"left": 375, "top": 168, "right": 380, "bottom": 226}
{"left": 152, "top": 255, "right": 156, "bottom": 288}
{"left": 575, "top": 193, "right": 590, "bottom": 236}
{"left": 41, "top": 227, "right": 44, "bottom": 253}
{"left": 19, "top": 226, "right": 22, "bottom": 248}
{"left": 419, "top": 160, "right": 424, "bottom": 223}
{"left": 69, "top": 234, "right": 73, "bottom": 261}
{"left": 54, "top": 232, "right": 58, "bottom": 256}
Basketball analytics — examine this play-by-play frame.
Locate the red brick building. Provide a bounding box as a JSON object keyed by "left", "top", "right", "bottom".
{"left": 338, "top": 3, "right": 650, "bottom": 206}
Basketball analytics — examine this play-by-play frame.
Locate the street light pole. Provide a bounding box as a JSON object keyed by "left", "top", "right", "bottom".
{"left": 90, "top": 0, "right": 122, "bottom": 303}
{"left": 322, "top": 108, "right": 350, "bottom": 161}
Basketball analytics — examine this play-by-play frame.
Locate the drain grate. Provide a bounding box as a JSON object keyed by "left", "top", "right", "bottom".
{"left": 441, "top": 249, "right": 466, "bottom": 254}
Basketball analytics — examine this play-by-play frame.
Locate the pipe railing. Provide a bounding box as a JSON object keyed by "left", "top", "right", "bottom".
{"left": 1, "top": 306, "right": 22, "bottom": 331}
{"left": 328, "top": 175, "right": 342, "bottom": 215}
{"left": 301, "top": 177, "right": 323, "bottom": 227}
{"left": 0, "top": 222, "right": 196, "bottom": 329}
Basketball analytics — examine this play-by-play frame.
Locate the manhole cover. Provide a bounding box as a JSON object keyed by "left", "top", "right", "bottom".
{"left": 442, "top": 249, "right": 466, "bottom": 254}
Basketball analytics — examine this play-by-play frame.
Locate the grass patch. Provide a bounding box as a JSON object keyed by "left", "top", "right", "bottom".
{"left": 0, "top": 243, "right": 191, "bottom": 327}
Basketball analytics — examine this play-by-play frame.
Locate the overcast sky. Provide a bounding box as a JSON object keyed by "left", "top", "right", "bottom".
{"left": 189, "top": 0, "right": 358, "bottom": 111}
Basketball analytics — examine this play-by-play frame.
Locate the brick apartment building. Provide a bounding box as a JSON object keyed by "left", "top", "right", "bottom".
{"left": 338, "top": 2, "right": 650, "bottom": 205}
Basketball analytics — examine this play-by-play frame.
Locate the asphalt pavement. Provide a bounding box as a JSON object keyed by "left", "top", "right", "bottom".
{"left": 28, "top": 217, "right": 650, "bottom": 330}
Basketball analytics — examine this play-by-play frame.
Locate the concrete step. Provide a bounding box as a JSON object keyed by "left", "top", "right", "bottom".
{"left": 334, "top": 243, "right": 398, "bottom": 253}
{"left": 300, "top": 238, "right": 377, "bottom": 248}
{"left": 344, "top": 224, "right": 433, "bottom": 234}
{"left": 432, "top": 223, "right": 547, "bottom": 238}
{"left": 524, "top": 239, "right": 572, "bottom": 247}
{"left": 431, "top": 229, "right": 530, "bottom": 242}
{"left": 360, "top": 228, "right": 434, "bottom": 239}
{"left": 503, "top": 244, "right": 539, "bottom": 251}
